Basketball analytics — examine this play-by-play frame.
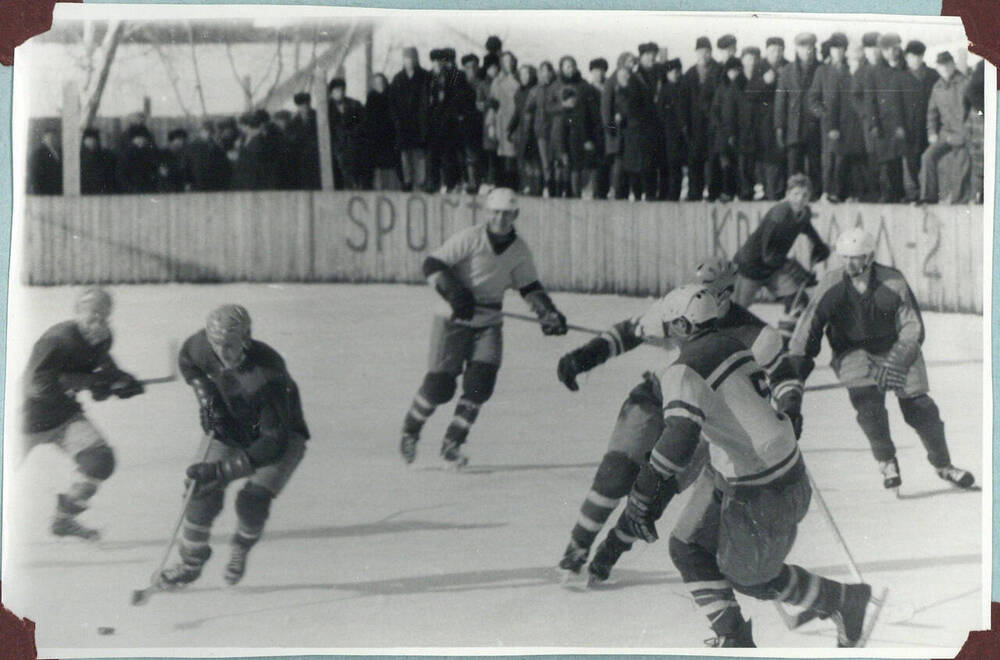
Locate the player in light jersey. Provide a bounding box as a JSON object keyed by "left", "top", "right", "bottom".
{"left": 399, "top": 187, "right": 567, "bottom": 466}
{"left": 772, "top": 228, "right": 974, "bottom": 493}
{"left": 557, "top": 258, "right": 785, "bottom": 585}
{"left": 19, "top": 287, "right": 144, "bottom": 540}
{"left": 623, "top": 285, "right": 881, "bottom": 648}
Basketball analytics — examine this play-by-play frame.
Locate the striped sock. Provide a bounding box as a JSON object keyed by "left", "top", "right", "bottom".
{"left": 233, "top": 523, "right": 263, "bottom": 549}
{"left": 403, "top": 393, "right": 437, "bottom": 437}
{"left": 444, "top": 398, "right": 481, "bottom": 446}
{"left": 775, "top": 565, "right": 844, "bottom": 616}
{"left": 179, "top": 519, "right": 213, "bottom": 566}
{"left": 688, "top": 578, "right": 743, "bottom": 636}
{"left": 570, "top": 489, "right": 621, "bottom": 550}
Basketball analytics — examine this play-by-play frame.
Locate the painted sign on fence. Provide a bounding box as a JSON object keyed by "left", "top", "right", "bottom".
{"left": 23, "top": 191, "right": 984, "bottom": 313}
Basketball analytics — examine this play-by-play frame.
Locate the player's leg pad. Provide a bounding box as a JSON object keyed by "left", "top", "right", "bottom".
{"left": 847, "top": 386, "right": 896, "bottom": 463}
{"left": 461, "top": 361, "right": 499, "bottom": 404}
{"left": 897, "top": 394, "right": 951, "bottom": 469}
{"left": 234, "top": 483, "right": 273, "bottom": 548}
{"left": 420, "top": 371, "right": 459, "bottom": 406}
{"left": 668, "top": 535, "right": 744, "bottom": 637}
{"left": 74, "top": 444, "right": 115, "bottom": 481}
{"left": 570, "top": 452, "right": 638, "bottom": 550}
{"left": 186, "top": 486, "right": 225, "bottom": 526}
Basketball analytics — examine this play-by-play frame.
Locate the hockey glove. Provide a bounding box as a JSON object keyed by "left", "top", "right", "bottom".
{"left": 110, "top": 371, "right": 144, "bottom": 399}
{"left": 557, "top": 353, "right": 581, "bottom": 391}
{"left": 810, "top": 241, "right": 831, "bottom": 264}
{"left": 434, "top": 268, "right": 476, "bottom": 321}
{"left": 191, "top": 377, "right": 241, "bottom": 442}
{"left": 186, "top": 451, "right": 253, "bottom": 495}
{"left": 868, "top": 355, "right": 907, "bottom": 393}
{"left": 624, "top": 464, "right": 679, "bottom": 543}
{"left": 774, "top": 383, "right": 803, "bottom": 440}
{"left": 526, "top": 291, "right": 568, "bottom": 335}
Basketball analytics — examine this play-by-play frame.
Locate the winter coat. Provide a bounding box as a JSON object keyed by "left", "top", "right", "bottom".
{"left": 80, "top": 146, "right": 117, "bottom": 195}
{"left": 328, "top": 96, "right": 368, "bottom": 177}
{"left": 117, "top": 142, "right": 161, "bottom": 193}
{"left": 184, "top": 137, "right": 231, "bottom": 192}
{"left": 618, "top": 67, "right": 661, "bottom": 172}
{"left": 474, "top": 78, "right": 497, "bottom": 151}
{"left": 901, "top": 64, "right": 940, "bottom": 153}
{"left": 428, "top": 67, "right": 469, "bottom": 150}
{"left": 509, "top": 83, "right": 539, "bottom": 162}
{"left": 600, "top": 74, "right": 627, "bottom": 156}
{"left": 551, "top": 101, "right": 592, "bottom": 168}
{"left": 524, "top": 79, "right": 559, "bottom": 150}
{"left": 157, "top": 148, "right": 192, "bottom": 193}
{"left": 365, "top": 89, "right": 400, "bottom": 169}
{"left": 745, "top": 62, "right": 784, "bottom": 162}
{"left": 389, "top": 66, "right": 430, "bottom": 150}
{"left": 774, "top": 56, "right": 821, "bottom": 147}
{"left": 489, "top": 72, "right": 521, "bottom": 158}
{"left": 232, "top": 132, "right": 279, "bottom": 191}
{"left": 851, "top": 59, "right": 879, "bottom": 154}
{"left": 580, "top": 81, "right": 605, "bottom": 166}
{"left": 459, "top": 77, "right": 486, "bottom": 150}
{"left": 27, "top": 144, "right": 62, "bottom": 195}
{"left": 656, "top": 79, "right": 688, "bottom": 163}
{"left": 682, "top": 60, "right": 723, "bottom": 159}
{"left": 864, "top": 60, "right": 909, "bottom": 162}
{"left": 287, "top": 110, "right": 320, "bottom": 190}
{"left": 807, "top": 61, "right": 865, "bottom": 156}
{"left": 927, "top": 69, "right": 969, "bottom": 147}
{"left": 710, "top": 75, "right": 747, "bottom": 158}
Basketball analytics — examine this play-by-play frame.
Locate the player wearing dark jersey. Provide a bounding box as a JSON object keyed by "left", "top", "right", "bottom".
{"left": 623, "top": 285, "right": 881, "bottom": 648}
{"left": 733, "top": 174, "right": 831, "bottom": 346}
{"left": 557, "top": 258, "right": 784, "bottom": 585}
{"left": 772, "top": 228, "right": 974, "bottom": 494}
{"left": 157, "top": 304, "right": 310, "bottom": 589}
{"left": 399, "top": 187, "right": 567, "bottom": 467}
{"left": 19, "top": 288, "right": 144, "bottom": 540}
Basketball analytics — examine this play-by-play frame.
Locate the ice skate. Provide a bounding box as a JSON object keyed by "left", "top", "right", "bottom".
{"left": 400, "top": 433, "right": 419, "bottom": 464}
{"left": 157, "top": 561, "right": 204, "bottom": 590}
{"left": 224, "top": 543, "right": 250, "bottom": 586}
{"left": 705, "top": 618, "right": 755, "bottom": 648}
{"left": 878, "top": 457, "right": 901, "bottom": 495}
{"left": 51, "top": 515, "right": 100, "bottom": 541}
{"left": 936, "top": 465, "right": 975, "bottom": 489}
{"left": 440, "top": 438, "right": 469, "bottom": 468}
{"left": 558, "top": 541, "right": 588, "bottom": 577}
{"left": 831, "top": 583, "right": 887, "bottom": 648}
{"left": 587, "top": 532, "right": 630, "bottom": 587}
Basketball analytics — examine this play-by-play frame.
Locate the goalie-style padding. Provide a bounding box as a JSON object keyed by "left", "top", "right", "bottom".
{"left": 75, "top": 444, "right": 115, "bottom": 481}
{"left": 898, "top": 394, "right": 951, "bottom": 468}
{"left": 847, "top": 386, "right": 896, "bottom": 462}
{"left": 186, "top": 487, "right": 225, "bottom": 526}
{"left": 592, "top": 451, "right": 641, "bottom": 498}
{"left": 235, "top": 483, "right": 273, "bottom": 532}
{"left": 419, "top": 371, "right": 458, "bottom": 405}
{"left": 461, "top": 361, "right": 499, "bottom": 404}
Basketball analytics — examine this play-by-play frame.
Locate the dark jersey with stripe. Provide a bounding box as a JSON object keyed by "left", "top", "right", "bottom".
{"left": 22, "top": 321, "right": 115, "bottom": 433}
{"left": 179, "top": 330, "right": 310, "bottom": 467}
{"left": 735, "top": 201, "right": 824, "bottom": 280}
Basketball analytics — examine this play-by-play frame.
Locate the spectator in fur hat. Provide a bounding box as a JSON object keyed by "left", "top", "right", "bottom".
{"left": 366, "top": 73, "right": 401, "bottom": 190}
{"left": 157, "top": 127, "right": 191, "bottom": 193}
{"left": 426, "top": 45, "right": 469, "bottom": 192}
{"left": 327, "top": 76, "right": 367, "bottom": 190}
{"left": 717, "top": 34, "right": 737, "bottom": 60}
{"left": 80, "top": 127, "right": 117, "bottom": 195}
{"left": 901, "top": 39, "right": 939, "bottom": 200}
{"left": 508, "top": 63, "right": 540, "bottom": 194}
{"left": 232, "top": 111, "right": 279, "bottom": 190}
{"left": 919, "top": 50, "right": 970, "bottom": 204}
{"left": 710, "top": 56, "right": 747, "bottom": 201}
{"left": 736, "top": 48, "right": 761, "bottom": 200}
{"left": 28, "top": 126, "right": 62, "bottom": 195}
{"left": 390, "top": 46, "right": 431, "bottom": 191}
{"left": 483, "top": 35, "right": 503, "bottom": 80}
{"left": 600, "top": 52, "right": 635, "bottom": 199}
{"left": 623, "top": 44, "right": 662, "bottom": 200}
{"left": 775, "top": 31, "right": 822, "bottom": 199}
{"left": 460, "top": 53, "right": 488, "bottom": 192}
{"left": 861, "top": 32, "right": 908, "bottom": 202}
{"left": 655, "top": 57, "right": 686, "bottom": 200}
{"left": 489, "top": 51, "right": 521, "bottom": 188}
{"left": 582, "top": 57, "right": 610, "bottom": 198}
{"left": 684, "top": 36, "right": 723, "bottom": 200}
{"left": 751, "top": 37, "right": 789, "bottom": 199}
{"left": 288, "top": 92, "right": 320, "bottom": 190}
{"left": 117, "top": 121, "right": 160, "bottom": 193}
{"left": 185, "top": 120, "right": 231, "bottom": 191}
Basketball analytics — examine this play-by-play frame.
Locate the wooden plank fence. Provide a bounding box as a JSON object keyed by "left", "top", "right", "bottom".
{"left": 23, "top": 192, "right": 985, "bottom": 313}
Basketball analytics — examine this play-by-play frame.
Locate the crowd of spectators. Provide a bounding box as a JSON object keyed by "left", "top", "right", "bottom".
{"left": 27, "top": 31, "right": 986, "bottom": 204}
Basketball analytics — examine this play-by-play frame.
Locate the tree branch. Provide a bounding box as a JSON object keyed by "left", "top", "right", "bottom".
{"left": 224, "top": 33, "right": 253, "bottom": 110}
{"left": 187, "top": 21, "right": 208, "bottom": 118}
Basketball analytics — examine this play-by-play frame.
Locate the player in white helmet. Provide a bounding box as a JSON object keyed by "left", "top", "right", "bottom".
{"left": 158, "top": 304, "right": 310, "bottom": 589}
{"left": 556, "top": 256, "right": 784, "bottom": 585}
{"left": 19, "top": 287, "right": 144, "bottom": 540}
{"left": 623, "top": 285, "right": 881, "bottom": 648}
{"left": 772, "top": 227, "right": 974, "bottom": 494}
{"left": 399, "top": 187, "right": 567, "bottom": 466}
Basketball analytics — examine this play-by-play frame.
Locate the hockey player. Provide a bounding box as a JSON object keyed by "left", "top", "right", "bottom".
{"left": 557, "top": 257, "right": 784, "bottom": 585}
{"left": 623, "top": 285, "right": 880, "bottom": 648}
{"left": 399, "top": 187, "right": 568, "bottom": 466}
{"left": 157, "top": 304, "right": 309, "bottom": 588}
{"left": 20, "top": 287, "right": 144, "bottom": 540}
{"left": 733, "top": 173, "right": 831, "bottom": 346}
{"left": 772, "top": 228, "right": 974, "bottom": 493}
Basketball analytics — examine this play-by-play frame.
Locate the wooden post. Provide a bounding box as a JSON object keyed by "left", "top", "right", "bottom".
{"left": 313, "top": 75, "right": 334, "bottom": 191}
{"left": 62, "top": 81, "right": 81, "bottom": 197}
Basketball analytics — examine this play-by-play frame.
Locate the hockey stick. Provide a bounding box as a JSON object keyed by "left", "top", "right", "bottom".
{"left": 130, "top": 436, "right": 213, "bottom": 606}
{"left": 495, "top": 310, "right": 669, "bottom": 347}
{"left": 137, "top": 340, "right": 180, "bottom": 387}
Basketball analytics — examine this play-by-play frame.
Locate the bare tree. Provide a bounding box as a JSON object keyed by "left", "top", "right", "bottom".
{"left": 187, "top": 21, "right": 209, "bottom": 118}
{"left": 147, "top": 26, "right": 193, "bottom": 120}
{"left": 79, "top": 20, "right": 126, "bottom": 128}
{"left": 223, "top": 33, "right": 254, "bottom": 111}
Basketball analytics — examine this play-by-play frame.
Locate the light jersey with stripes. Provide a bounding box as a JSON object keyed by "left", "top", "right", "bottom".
{"left": 653, "top": 331, "right": 799, "bottom": 486}
{"left": 428, "top": 224, "right": 540, "bottom": 328}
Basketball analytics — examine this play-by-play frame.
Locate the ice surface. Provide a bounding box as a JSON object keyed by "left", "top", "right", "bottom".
{"left": 1, "top": 284, "right": 986, "bottom": 654}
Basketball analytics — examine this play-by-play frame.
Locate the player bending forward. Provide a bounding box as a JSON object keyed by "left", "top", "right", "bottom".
{"left": 157, "top": 305, "right": 309, "bottom": 589}
{"left": 772, "top": 228, "right": 974, "bottom": 493}
{"left": 623, "top": 285, "right": 881, "bottom": 648}
{"left": 399, "top": 187, "right": 567, "bottom": 466}
{"left": 557, "top": 258, "right": 784, "bottom": 585}
{"left": 20, "top": 287, "right": 144, "bottom": 540}
{"left": 733, "top": 174, "right": 831, "bottom": 347}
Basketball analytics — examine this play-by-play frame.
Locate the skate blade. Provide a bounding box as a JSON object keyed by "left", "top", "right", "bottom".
{"left": 857, "top": 587, "right": 889, "bottom": 648}
{"left": 558, "top": 568, "right": 588, "bottom": 591}
{"left": 774, "top": 602, "right": 820, "bottom": 630}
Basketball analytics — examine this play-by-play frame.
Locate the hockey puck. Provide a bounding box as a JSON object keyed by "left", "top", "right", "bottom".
{"left": 97, "top": 626, "right": 115, "bottom": 635}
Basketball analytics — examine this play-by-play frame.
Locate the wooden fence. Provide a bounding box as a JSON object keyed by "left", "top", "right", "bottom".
{"left": 23, "top": 192, "right": 985, "bottom": 313}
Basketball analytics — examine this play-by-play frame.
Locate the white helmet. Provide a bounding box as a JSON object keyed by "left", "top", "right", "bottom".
{"left": 485, "top": 187, "right": 518, "bottom": 212}
{"left": 835, "top": 228, "right": 876, "bottom": 258}
{"left": 694, "top": 256, "right": 737, "bottom": 294}
{"left": 656, "top": 284, "right": 719, "bottom": 330}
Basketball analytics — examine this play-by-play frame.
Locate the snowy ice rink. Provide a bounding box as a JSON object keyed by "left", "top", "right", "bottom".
{"left": 1, "top": 283, "right": 986, "bottom": 654}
